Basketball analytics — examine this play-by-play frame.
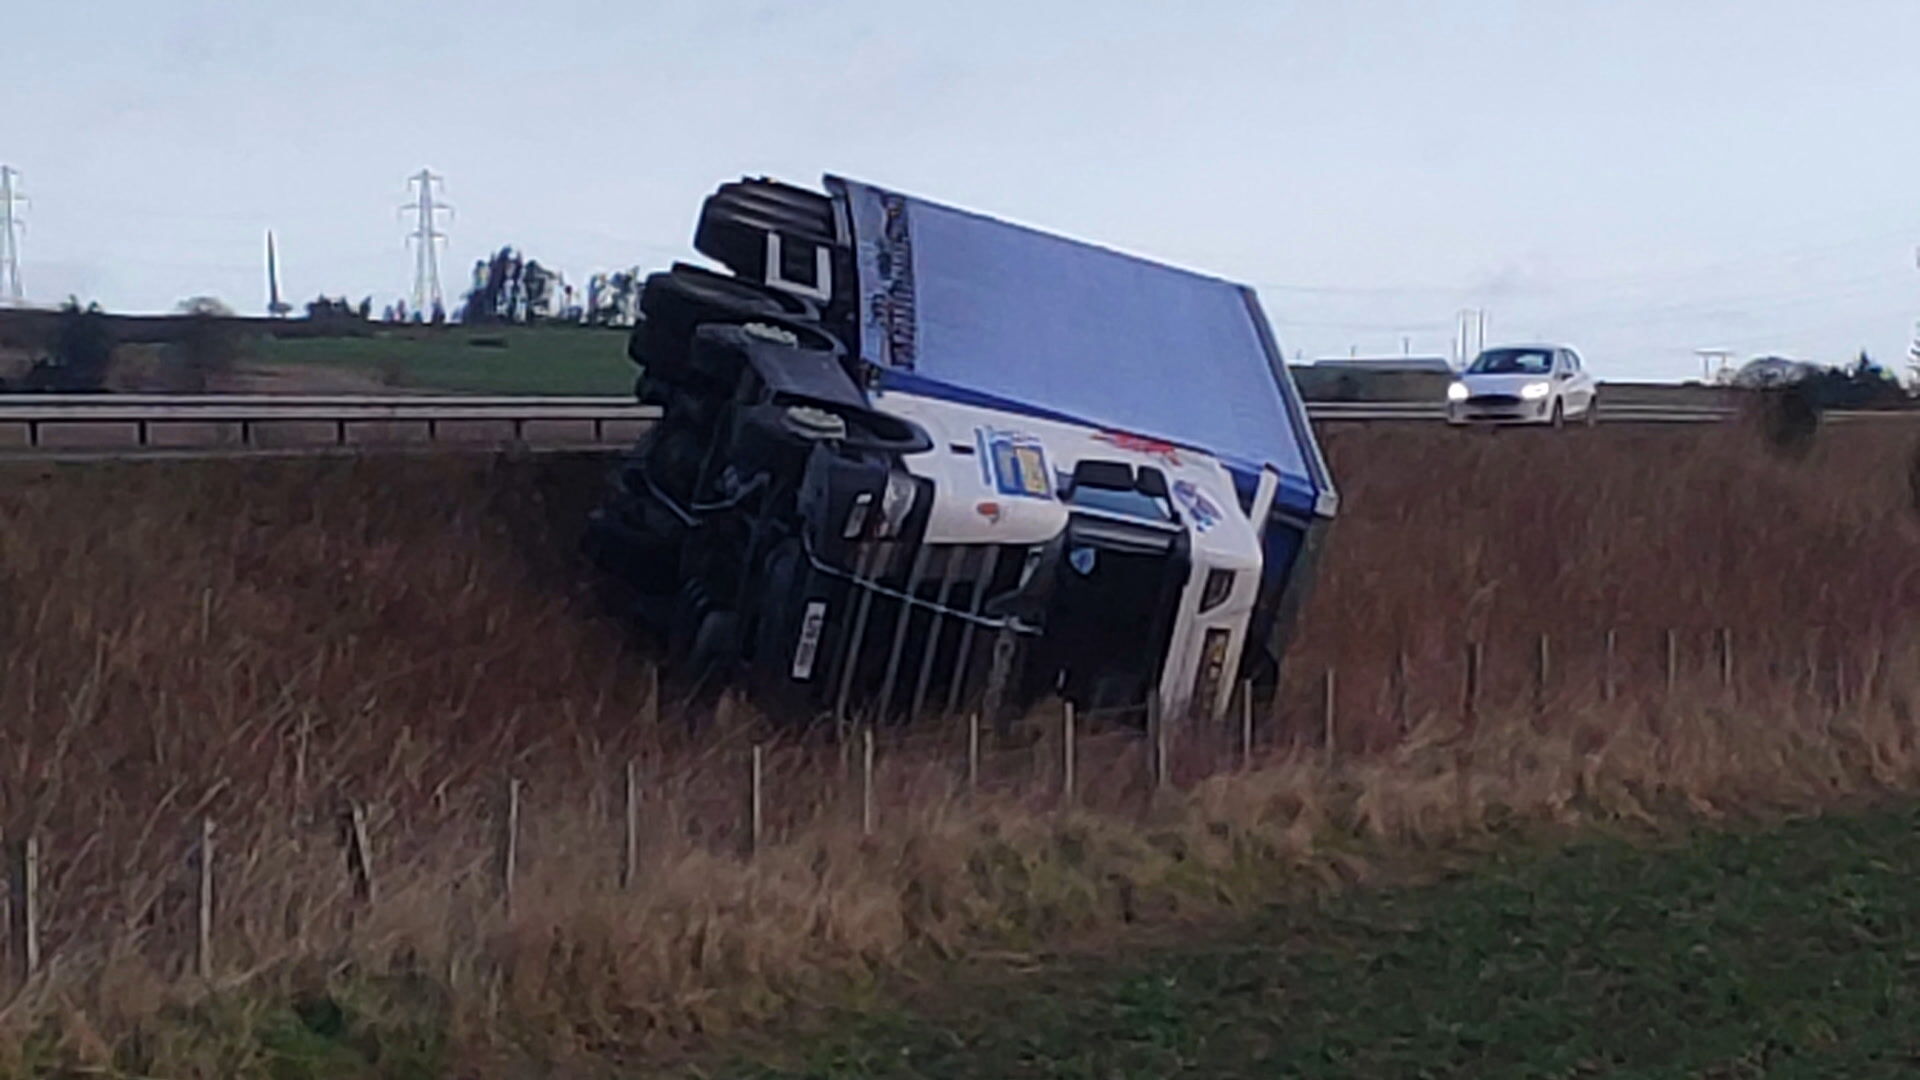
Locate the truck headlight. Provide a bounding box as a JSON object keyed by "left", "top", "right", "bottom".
{"left": 1199, "top": 568, "right": 1235, "bottom": 613}
{"left": 876, "top": 471, "right": 919, "bottom": 538}
{"left": 1447, "top": 382, "right": 1470, "bottom": 402}
{"left": 1521, "top": 381, "right": 1551, "bottom": 400}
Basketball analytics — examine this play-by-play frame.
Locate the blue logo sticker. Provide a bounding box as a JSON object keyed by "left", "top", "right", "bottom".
{"left": 974, "top": 427, "right": 1053, "bottom": 499}
{"left": 1172, "top": 479, "right": 1223, "bottom": 533}
{"left": 1069, "top": 546, "right": 1098, "bottom": 576}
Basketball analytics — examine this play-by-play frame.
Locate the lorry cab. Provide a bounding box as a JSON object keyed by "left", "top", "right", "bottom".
{"left": 589, "top": 174, "right": 1335, "bottom": 727}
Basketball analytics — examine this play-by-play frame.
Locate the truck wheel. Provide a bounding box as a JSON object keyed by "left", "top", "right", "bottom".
{"left": 713, "top": 179, "right": 837, "bottom": 222}
{"left": 695, "top": 197, "right": 839, "bottom": 286}
{"left": 633, "top": 265, "right": 825, "bottom": 385}
{"left": 686, "top": 319, "right": 846, "bottom": 390}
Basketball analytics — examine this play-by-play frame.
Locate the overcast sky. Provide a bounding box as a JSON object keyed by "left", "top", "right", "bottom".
{"left": 8, "top": 0, "right": 1920, "bottom": 380}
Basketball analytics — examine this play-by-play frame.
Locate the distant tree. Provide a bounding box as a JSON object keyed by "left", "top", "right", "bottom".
{"left": 175, "top": 296, "right": 235, "bottom": 318}
{"left": 1805, "top": 351, "right": 1905, "bottom": 408}
{"left": 304, "top": 295, "right": 357, "bottom": 321}
{"left": 358, "top": 296, "right": 373, "bottom": 321}
{"left": 21, "top": 298, "right": 116, "bottom": 392}
{"left": 465, "top": 246, "right": 573, "bottom": 324}
{"left": 522, "top": 260, "right": 564, "bottom": 321}
{"left": 430, "top": 300, "right": 447, "bottom": 325}
{"left": 171, "top": 296, "right": 243, "bottom": 391}
{"left": 583, "top": 268, "right": 640, "bottom": 326}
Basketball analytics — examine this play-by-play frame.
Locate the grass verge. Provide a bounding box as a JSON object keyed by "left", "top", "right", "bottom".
{"left": 0, "top": 424, "right": 1915, "bottom": 1074}
{"left": 719, "top": 804, "right": 1920, "bottom": 1079}
{"left": 250, "top": 325, "right": 633, "bottom": 394}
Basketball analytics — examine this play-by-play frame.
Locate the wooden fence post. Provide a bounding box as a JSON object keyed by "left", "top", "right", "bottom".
{"left": 1602, "top": 628, "right": 1618, "bottom": 703}
{"left": 1321, "top": 667, "right": 1338, "bottom": 763}
{"left": 0, "top": 827, "right": 8, "bottom": 975}
{"left": 1239, "top": 679, "right": 1255, "bottom": 769}
{"left": 1463, "top": 641, "right": 1483, "bottom": 725}
{"left": 1061, "top": 702, "right": 1076, "bottom": 808}
{"left": 1534, "top": 634, "right": 1551, "bottom": 713}
{"left": 620, "top": 759, "right": 640, "bottom": 891}
{"left": 345, "top": 801, "right": 376, "bottom": 907}
{"left": 1393, "top": 648, "right": 1410, "bottom": 739}
{"left": 966, "top": 713, "right": 981, "bottom": 794}
{"left": 748, "top": 745, "right": 765, "bottom": 854}
{"left": 196, "top": 817, "right": 215, "bottom": 981}
{"left": 12, "top": 835, "right": 39, "bottom": 983}
{"left": 860, "top": 729, "right": 876, "bottom": 837}
{"left": 1147, "top": 695, "right": 1169, "bottom": 792}
{"left": 499, "top": 779, "right": 521, "bottom": 911}
{"left": 1835, "top": 651, "right": 1849, "bottom": 713}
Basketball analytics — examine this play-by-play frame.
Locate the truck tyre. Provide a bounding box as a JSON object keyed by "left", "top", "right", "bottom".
{"left": 713, "top": 179, "right": 836, "bottom": 221}
{"left": 695, "top": 202, "right": 838, "bottom": 286}
{"left": 633, "top": 266, "right": 826, "bottom": 386}
{"left": 685, "top": 319, "right": 846, "bottom": 391}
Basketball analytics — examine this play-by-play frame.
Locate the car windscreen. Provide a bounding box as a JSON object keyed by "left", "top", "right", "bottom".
{"left": 1468, "top": 348, "right": 1554, "bottom": 375}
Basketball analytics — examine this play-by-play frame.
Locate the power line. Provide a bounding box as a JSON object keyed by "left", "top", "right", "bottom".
{"left": 0, "top": 166, "right": 26, "bottom": 306}
{"left": 403, "top": 169, "right": 451, "bottom": 317}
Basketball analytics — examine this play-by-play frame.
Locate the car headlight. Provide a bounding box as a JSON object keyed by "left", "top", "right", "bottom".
{"left": 1520, "top": 381, "right": 1551, "bottom": 400}
{"left": 1447, "top": 382, "right": 1470, "bottom": 402}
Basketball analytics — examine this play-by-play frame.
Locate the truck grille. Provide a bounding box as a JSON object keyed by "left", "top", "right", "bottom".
{"left": 824, "top": 541, "right": 1038, "bottom": 722}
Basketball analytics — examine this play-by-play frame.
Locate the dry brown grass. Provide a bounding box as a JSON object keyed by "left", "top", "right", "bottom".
{"left": 0, "top": 423, "right": 1914, "bottom": 1074}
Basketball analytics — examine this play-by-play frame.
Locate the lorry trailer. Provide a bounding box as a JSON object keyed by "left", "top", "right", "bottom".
{"left": 586, "top": 175, "right": 1336, "bottom": 726}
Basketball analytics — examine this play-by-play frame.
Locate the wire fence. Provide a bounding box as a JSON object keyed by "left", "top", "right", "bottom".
{"left": 0, "top": 621, "right": 1902, "bottom": 994}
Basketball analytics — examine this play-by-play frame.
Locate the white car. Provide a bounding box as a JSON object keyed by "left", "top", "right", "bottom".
{"left": 1447, "top": 345, "right": 1599, "bottom": 427}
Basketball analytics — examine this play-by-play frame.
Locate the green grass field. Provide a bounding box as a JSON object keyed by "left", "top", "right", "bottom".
{"left": 717, "top": 805, "right": 1920, "bottom": 1079}
{"left": 251, "top": 326, "right": 634, "bottom": 395}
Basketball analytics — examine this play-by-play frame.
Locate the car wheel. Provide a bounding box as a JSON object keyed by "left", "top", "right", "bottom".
{"left": 1584, "top": 394, "right": 1600, "bottom": 427}
{"left": 1550, "top": 400, "right": 1565, "bottom": 429}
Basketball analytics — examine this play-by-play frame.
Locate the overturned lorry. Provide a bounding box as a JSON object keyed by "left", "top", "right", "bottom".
{"left": 587, "top": 175, "right": 1336, "bottom": 726}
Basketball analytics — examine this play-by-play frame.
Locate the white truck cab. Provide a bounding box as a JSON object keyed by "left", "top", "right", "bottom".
{"left": 879, "top": 391, "right": 1271, "bottom": 721}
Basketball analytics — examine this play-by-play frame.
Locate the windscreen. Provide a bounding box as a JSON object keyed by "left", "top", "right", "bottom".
{"left": 1469, "top": 348, "right": 1555, "bottom": 375}
{"left": 829, "top": 176, "right": 1331, "bottom": 519}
